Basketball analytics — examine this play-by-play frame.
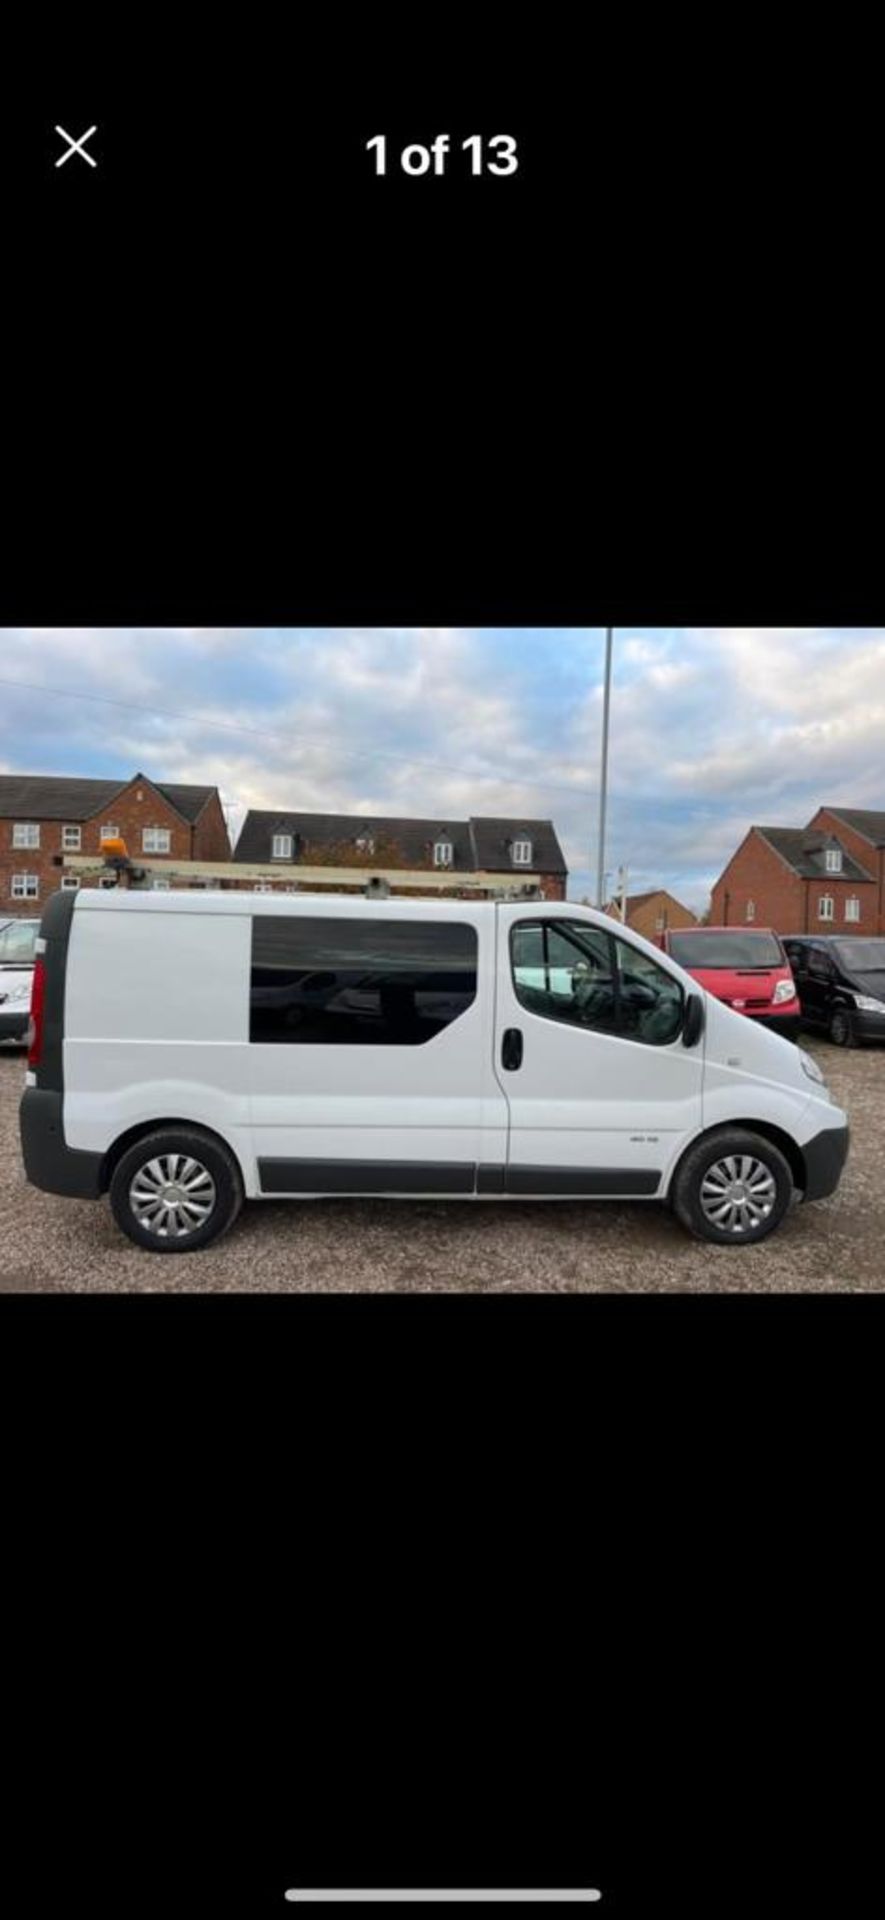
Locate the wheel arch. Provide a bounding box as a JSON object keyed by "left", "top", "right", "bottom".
{"left": 99, "top": 1118, "right": 246, "bottom": 1196}
{"left": 667, "top": 1118, "right": 806, "bottom": 1198}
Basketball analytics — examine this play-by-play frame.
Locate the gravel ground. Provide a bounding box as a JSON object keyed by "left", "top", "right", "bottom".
{"left": 1, "top": 1037, "right": 882, "bottom": 1291}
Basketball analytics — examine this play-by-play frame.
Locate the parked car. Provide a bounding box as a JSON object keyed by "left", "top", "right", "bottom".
{"left": 19, "top": 889, "right": 848, "bottom": 1252}
{"left": 781, "top": 935, "right": 885, "bottom": 1047}
{"left": 656, "top": 926, "right": 800, "bottom": 1037}
{"left": 0, "top": 917, "right": 39, "bottom": 1047}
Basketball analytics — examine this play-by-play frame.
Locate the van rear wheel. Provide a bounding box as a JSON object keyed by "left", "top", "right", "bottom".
{"left": 109, "top": 1129, "right": 244, "bottom": 1253}
{"left": 671, "top": 1129, "right": 794, "bottom": 1246}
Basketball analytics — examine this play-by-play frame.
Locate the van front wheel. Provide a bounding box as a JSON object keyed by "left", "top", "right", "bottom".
{"left": 671, "top": 1129, "right": 794, "bottom": 1245}
{"left": 109, "top": 1129, "right": 244, "bottom": 1253}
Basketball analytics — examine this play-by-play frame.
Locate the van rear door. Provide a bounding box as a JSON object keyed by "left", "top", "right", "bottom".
{"left": 248, "top": 902, "right": 507, "bottom": 1195}
{"left": 492, "top": 907, "right": 704, "bottom": 1196}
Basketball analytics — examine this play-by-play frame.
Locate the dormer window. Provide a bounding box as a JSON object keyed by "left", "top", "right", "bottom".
{"left": 355, "top": 832, "right": 375, "bottom": 855}
{"left": 433, "top": 836, "right": 453, "bottom": 868}
{"left": 272, "top": 833, "right": 293, "bottom": 860}
{"left": 511, "top": 837, "right": 532, "bottom": 867}
{"left": 824, "top": 848, "right": 843, "bottom": 873}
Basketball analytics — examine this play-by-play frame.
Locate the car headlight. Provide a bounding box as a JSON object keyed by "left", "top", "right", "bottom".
{"left": 773, "top": 979, "right": 797, "bottom": 1004}
{"left": 854, "top": 993, "right": 885, "bottom": 1013}
{"left": 800, "top": 1050, "right": 826, "bottom": 1086}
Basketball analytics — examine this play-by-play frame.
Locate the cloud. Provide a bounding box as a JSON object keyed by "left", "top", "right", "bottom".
{"left": 1, "top": 626, "right": 883, "bottom": 911}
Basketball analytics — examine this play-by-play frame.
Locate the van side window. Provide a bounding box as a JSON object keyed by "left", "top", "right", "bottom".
{"left": 510, "top": 921, "right": 684, "bottom": 1046}
{"left": 250, "top": 917, "right": 478, "bottom": 1045}
{"left": 808, "top": 948, "right": 833, "bottom": 980}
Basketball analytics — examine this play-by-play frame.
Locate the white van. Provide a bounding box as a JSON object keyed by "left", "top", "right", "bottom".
{"left": 19, "top": 888, "right": 849, "bottom": 1253}
{"left": 0, "top": 917, "right": 40, "bottom": 1046}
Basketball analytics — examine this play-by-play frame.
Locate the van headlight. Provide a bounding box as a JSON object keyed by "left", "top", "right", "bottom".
{"left": 800, "top": 1050, "right": 826, "bottom": 1087}
{"left": 854, "top": 993, "right": 885, "bottom": 1012}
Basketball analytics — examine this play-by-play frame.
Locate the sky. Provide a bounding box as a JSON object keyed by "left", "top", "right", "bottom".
{"left": 1, "top": 627, "right": 883, "bottom": 910}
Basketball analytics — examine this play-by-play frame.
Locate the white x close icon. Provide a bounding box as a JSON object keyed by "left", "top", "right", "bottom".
{"left": 55, "top": 125, "right": 98, "bottom": 169}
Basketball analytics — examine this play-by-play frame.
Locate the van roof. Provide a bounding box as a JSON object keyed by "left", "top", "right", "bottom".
{"left": 69, "top": 890, "right": 585, "bottom": 918}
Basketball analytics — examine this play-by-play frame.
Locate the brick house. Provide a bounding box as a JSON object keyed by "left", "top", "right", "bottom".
{"left": 232, "top": 812, "right": 568, "bottom": 898}
{"left": 0, "top": 772, "right": 230, "bottom": 913}
{"left": 604, "top": 889, "right": 696, "bottom": 938}
{"left": 710, "top": 824, "right": 877, "bottom": 935}
{"left": 806, "top": 808, "right": 885, "bottom": 933}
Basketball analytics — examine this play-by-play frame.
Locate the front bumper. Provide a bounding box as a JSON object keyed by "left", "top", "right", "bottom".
{"left": 19, "top": 1087, "right": 105, "bottom": 1198}
{"left": 754, "top": 1010, "right": 802, "bottom": 1039}
{"left": 0, "top": 1009, "right": 30, "bottom": 1041}
{"left": 801, "top": 1122, "right": 850, "bottom": 1203}
{"left": 852, "top": 1011, "right": 885, "bottom": 1044}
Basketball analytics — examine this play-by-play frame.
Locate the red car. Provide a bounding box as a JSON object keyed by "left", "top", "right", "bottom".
{"left": 656, "top": 925, "right": 801, "bottom": 1038}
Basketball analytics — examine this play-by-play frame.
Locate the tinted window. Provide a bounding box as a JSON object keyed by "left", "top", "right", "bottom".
{"left": 511, "top": 921, "right": 684, "bottom": 1046}
{"left": 250, "top": 916, "right": 478, "bottom": 1045}
{"left": 667, "top": 930, "right": 784, "bottom": 968}
{"left": 0, "top": 919, "right": 38, "bottom": 966}
{"left": 808, "top": 948, "right": 833, "bottom": 980}
{"left": 834, "top": 938, "right": 885, "bottom": 975}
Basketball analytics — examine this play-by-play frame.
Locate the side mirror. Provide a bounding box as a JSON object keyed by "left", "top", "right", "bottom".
{"left": 682, "top": 994, "right": 705, "bottom": 1048}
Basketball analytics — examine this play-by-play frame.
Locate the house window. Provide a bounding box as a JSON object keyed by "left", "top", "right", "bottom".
{"left": 272, "top": 833, "right": 293, "bottom": 860}
{"left": 511, "top": 838, "right": 532, "bottom": 867}
{"left": 745, "top": 900, "right": 756, "bottom": 922}
{"left": 13, "top": 823, "right": 40, "bottom": 849}
{"left": 655, "top": 911, "right": 666, "bottom": 932}
{"left": 824, "top": 848, "right": 843, "bottom": 873}
{"left": 844, "top": 896, "right": 860, "bottom": 923}
{"left": 100, "top": 823, "right": 119, "bottom": 842}
{"left": 433, "top": 839, "right": 453, "bottom": 868}
{"left": 142, "top": 827, "right": 171, "bottom": 854}
{"left": 61, "top": 876, "right": 80, "bottom": 891}
{"left": 151, "top": 876, "right": 171, "bottom": 891}
{"left": 818, "top": 894, "right": 834, "bottom": 921}
{"left": 62, "top": 825, "right": 82, "bottom": 851}
{"left": 12, "top": 873, "right": 39, "bottom": 899}
{"left": 355, "top": 834, "right": 375, "bottom": 855}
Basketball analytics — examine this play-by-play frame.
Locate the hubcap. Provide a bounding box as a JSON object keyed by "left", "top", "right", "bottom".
{"left": 129, "top": 1153, "right": 216, "bottom": 1239}
{"left": 700, "top": 1153, "right": 777, "bottom": 1235}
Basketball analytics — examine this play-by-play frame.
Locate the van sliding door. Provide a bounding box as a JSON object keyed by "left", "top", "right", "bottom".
{"left": 248, "top": 905, "right": 507, "bottom": 1196}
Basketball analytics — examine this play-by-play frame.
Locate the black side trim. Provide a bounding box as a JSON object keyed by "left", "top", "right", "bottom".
{"left": 505, "top": 1165, "right": 662, "bottom": 1197}
{"left": 257, "top": 1158, "right": 476, "bottom": 1195}
{"left": 36, "top": 887, "right": 78, "bottom": 1095}
{"left": 19, "top": 1087, "right": 104, "bottom": 1199}
{"left": 801, "top": 1124, "right": 850, "bottom": 1202}
{"left": 476, "top": 1164, "right": 505, "bottom": 1194}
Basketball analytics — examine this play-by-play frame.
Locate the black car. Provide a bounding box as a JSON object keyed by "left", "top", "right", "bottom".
{"left": 781, "top": 934, "right": 885, "bottom": 1047}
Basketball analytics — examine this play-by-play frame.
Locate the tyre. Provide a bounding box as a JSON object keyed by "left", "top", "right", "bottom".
{"left": 828, "top": 1007, "right": 855, "bottom": 1047}
{"left": 671, "top": 1129, "right": 794, "bottom": 1245}
{"left": 108, "top": 1129, "right": 244, "bottom": 1253}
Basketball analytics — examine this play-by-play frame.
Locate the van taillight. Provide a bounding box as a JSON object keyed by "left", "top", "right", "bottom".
{"left": 27, "top": 955, "right": 46, "bottom": 1068}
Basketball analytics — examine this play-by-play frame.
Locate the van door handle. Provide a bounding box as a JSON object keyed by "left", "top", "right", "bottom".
{"left": 502, "top": 1028, "right": 523, "bottom": 1071}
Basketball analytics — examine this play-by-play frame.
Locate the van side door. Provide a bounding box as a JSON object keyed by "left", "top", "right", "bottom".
{"left": 248, "top": 904, "right": 506, "bottom": 1195}
{"left": 492, "top": 909, "right": 704, "bottom": 1196}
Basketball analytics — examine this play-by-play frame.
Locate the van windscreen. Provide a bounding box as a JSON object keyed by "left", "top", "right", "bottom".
{"left": 834, "top": 938, "right": 885, "bottom": 974}
{"left": 667, "top": 931, "right": 784, "bottom": 969}
{"left": 0, "top": 919, "right": 38, "bottom": 967}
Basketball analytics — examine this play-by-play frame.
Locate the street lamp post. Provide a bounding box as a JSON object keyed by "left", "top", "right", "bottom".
{"left": 595, "top": 626, "right": 613, "bottom": 907}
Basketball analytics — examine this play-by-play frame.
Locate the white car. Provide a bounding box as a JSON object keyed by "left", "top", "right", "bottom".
{"left": 0, "top": 918, "right": 39, "bottom": 1046}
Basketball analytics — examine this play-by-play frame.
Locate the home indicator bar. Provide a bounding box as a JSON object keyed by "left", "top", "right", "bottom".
{"left": 284, "top": 1896, "right": 603, "bottom": 1905}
